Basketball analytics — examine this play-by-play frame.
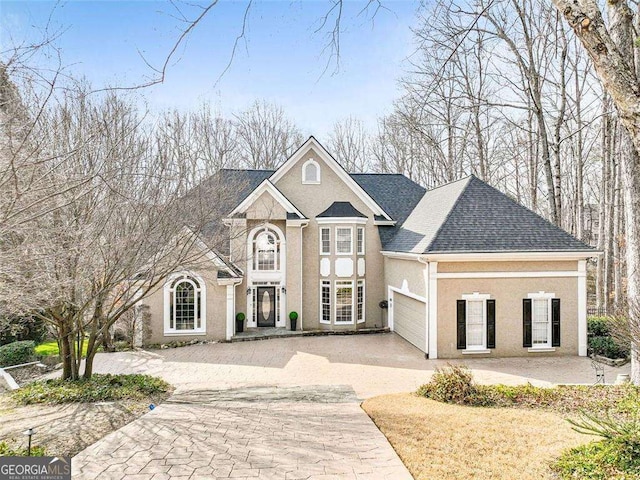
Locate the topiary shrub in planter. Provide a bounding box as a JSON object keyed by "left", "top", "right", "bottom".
{"left": 0, "top": 340, "right": 36, "bottom": 367}
{"left": 235, "top": 312, "right": 246, "bottom": 333}
{"left": 289, "top": 311, "right": 298, "bottom": 331}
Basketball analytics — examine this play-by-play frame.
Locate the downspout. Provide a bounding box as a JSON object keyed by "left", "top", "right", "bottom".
{"left": 299, "top": 221, "right": 309, "bottom": 331}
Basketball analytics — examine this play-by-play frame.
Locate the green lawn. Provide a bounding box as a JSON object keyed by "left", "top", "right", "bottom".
{"left": 35, "top": 340, "right": 89, "bottom": 357}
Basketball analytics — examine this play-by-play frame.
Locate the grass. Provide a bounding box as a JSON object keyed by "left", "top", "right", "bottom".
{"left": 409, "top": 365, "right": 640, "bottom": 479}
{"left": 10, "top": 374, "right": 171, "bottom": 405}
{"left": 35, "top": 340, "right": 89, "bottom": 357}
{"left": 362, "top": 393, "right": 587, "bottom": 480}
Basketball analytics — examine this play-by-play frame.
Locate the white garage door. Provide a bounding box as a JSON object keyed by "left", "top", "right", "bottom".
{"left": 392, "top": 291, "right": 426, "bottom": 353}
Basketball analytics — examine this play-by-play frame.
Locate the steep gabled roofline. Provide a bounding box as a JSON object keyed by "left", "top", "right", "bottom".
{"left": 268, "top": 136, "right": 393, "bottom": 221}
{"left": 228, "top": 179, "right": 306, "bottom": 219}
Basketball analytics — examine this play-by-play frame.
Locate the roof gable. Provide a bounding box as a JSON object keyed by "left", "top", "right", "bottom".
{"left": 268, "top": 137, "right": 393, "bottom": 220}
{"left": 228, "top": 179, "right": 305, "bottom": 219}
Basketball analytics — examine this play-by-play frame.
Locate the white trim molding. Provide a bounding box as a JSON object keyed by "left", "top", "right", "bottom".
{"left": 229, "top": 179, "right": 305, "bottom": 219}
{"left": 268, "top": 137, "right": 393, "bottom": 220}
{"left": 437, "top": 271, "right": 580, "bottom": 279}
{"left": 577, "top": 259, "right": 587, "bottom": 356}
{"left": 381, "top": 250, "right": 597, "bottom": 262}
{"left": 163, "top": 272, "right": 207, "bottom": 336}
{"left": 427, "top": 261, "right": 438, "bottom": 358}
{"left": 302, "top": 158, "right": 321, "bottom": 184}
{"left": 316, "top": 217, "right": 368, "bottom": 225}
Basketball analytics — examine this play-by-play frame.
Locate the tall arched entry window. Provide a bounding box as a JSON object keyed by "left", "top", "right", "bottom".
{"left": 246, "top": 224, "right": 286, "bottom": 328}
{"left": 253, "top": 229, "right": 280, "bottom": 271}
{"left": 164, "top": 273, "right": 206, "bottom": 334}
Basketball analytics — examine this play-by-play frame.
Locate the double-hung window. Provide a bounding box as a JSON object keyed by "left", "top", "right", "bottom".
{"left": 356, "top": 280, "right": 365, "bottom": 323}
{"left": 336, "top": 227, "right": 352, "bottom": 255}
{"left": 321, "top": 281, "right": 331, "bottom": 324}
{"left": 457, "top": 293, "right": 495, "bottom": 352}
{"left": 320, "top": 227, "right": 331, "bottom": 255}
{"left": 357, "top": 227, "right": 365, "bottom": 255}
{"left": 524, "top": 292, "right": 560, "bottom": 349}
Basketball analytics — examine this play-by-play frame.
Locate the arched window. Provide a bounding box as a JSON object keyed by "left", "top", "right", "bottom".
{"left": 302, "top": 159, "right": 320, "bottom": 184}
{"left": 253, "top": 229, "right": 280, "bottom": 270}
{"left": 165, "top": 274, "right": 205, "bottom": 333}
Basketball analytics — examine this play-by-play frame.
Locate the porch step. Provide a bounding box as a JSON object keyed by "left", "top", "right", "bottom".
{"left": 230, "top": 327, "right": 390, "bottom": 343}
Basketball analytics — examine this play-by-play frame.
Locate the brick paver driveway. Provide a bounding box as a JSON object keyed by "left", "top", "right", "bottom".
{"left": 72, "top": 333, "right": 631, "bottom": 479}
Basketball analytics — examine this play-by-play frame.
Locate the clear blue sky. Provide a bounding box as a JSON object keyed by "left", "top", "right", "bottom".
{"left": 1, "top": 1, "right": 420, "bottom": 136}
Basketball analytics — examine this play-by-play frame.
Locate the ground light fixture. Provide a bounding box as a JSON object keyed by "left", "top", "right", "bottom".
{"left": 23, "top": 428, "right": 34, "bottom": 456}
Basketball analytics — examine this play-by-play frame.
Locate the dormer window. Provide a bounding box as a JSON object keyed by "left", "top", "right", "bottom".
{"left": 302, "top": 159, "right": 321, "bottom": 184}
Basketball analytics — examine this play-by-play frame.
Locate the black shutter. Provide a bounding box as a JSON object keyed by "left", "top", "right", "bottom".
{"left": 523, "top": 299, "right": 532, "bottom": 348}
{"left": 486, "top": 299, "right": 496, "bottom": 349}
{"left": 552, "top": 298, "right": 561, "bottom": 347}
{"left": 456, "top": 300, "right": 466, "bottom": 349}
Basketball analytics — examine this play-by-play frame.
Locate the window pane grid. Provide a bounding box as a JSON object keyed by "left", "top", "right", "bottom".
{"left": 532, "top": 299, "right": 549, "bottom": 345}
{"left": 466, "top": 300, "right": 484, "bottom": 348}
{"left": 336, "top": 228, "right": 352, "bottom": 254}
{"left": 335, "top": 281, "right": 353, "bottom": 323}
{"left": 174, "top": 281, "right": 196, "bottom": 330}
{"left": 357, "top": 228, "right": 364, "bottom": 254}
{"left": 357, "top": 281, "right": 364, "bottom": 321}
{"left": 321, "top": 228, "right": 330, "bottom": 254}
{"left": 322, "top": 281, "right": 331, "bottom": 323}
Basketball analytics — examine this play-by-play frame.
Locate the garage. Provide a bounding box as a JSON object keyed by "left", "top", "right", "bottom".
{"left": 390, "top": 289, "right": 427, "bottom": 353}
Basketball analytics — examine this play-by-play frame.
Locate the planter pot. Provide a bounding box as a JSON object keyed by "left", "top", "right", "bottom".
{"left": 290, "top": 318, "right": 297, "bottom": 331}
{"left": 235, "top": 318, "right": 244, "bottom": 334}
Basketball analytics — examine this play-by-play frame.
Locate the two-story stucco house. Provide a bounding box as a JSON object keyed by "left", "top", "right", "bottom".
{"left": 139, "top": 136, "right": 595, "bottom": 359}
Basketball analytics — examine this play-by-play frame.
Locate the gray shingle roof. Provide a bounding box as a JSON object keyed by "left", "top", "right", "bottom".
{"left": 351, "top": 174, "right": 426, "bottom": 247}
{"left": 317, "top": 201, "right": 366, "bottom": 218}
{"left": 387, "top": 175, "right": 594, "bottom": 254}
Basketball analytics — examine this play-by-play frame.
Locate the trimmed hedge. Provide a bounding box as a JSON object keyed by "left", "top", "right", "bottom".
{"left": 0, "top": 340, "right": 35, "bottom": 367}
{"left": 587, "top": 317, "right": 629, "bottom": 359}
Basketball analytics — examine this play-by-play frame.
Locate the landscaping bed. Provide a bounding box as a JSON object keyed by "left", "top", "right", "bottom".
{"left": 363, "top": 365, "right": 640, "bottom": 480}
{"left": 0, "top": 374, "right": 172, "bottom": 457}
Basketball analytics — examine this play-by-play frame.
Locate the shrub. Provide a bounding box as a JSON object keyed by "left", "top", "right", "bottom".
{"left": 553, "top": 439, "right": 640, "bottom": 479}
{"left": 11, "top": 373, "right": 171, "bottom": 405}
{"left": 588, "top": 317, "right": 611, "bottom": 337}
{"left": 0, "top": 315, "right": 48, "bottom": 346}
{"left": 236, "top": 312, "right": 245, "bottom": 321}
{"left": 0, "top": 441, "right": 46, "bottom": 457}
{"left": 0, "top": 340, "right": 35, "bottom": 367}
{"left": 417, "top": 364, "right": 478, "bottom": 405}
{"left": 289, "top": 311, "right": 298, "bottom": 320}
{"left": 589, "top": 336, "right": 629, "bottom": 359}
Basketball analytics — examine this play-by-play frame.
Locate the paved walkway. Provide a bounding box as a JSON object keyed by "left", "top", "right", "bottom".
{"left": 73, "top": 386, "right": 412, "bottom": 480}
{"left": 71, "top": 333, "right": 631, "bottom": 478}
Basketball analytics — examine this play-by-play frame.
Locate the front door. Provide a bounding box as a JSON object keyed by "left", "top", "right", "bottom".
{"left": 257, "top": 286, "right": 276, "bottom": 327}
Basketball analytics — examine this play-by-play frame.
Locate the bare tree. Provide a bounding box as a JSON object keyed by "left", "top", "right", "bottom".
{"left": 327, "top": 116, "right": 371, "bottom": 172}
{"left": 233, "top": 100, "right": 304, "bottom": 169}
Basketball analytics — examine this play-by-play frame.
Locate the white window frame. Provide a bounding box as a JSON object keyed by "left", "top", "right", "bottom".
{"left": 320, "top": 280, "right": 331, "bottom": 324}
{"left": 335, "top": 227, "right": 353, "bottom": 255}
{"left": 357, "top": 280, "right": 365, "bottom": 324}
{"left": 320, "top": 227, "right": 331, "bottom": 255}
{"left": 528, "top": 291, "right": 555, "bottom": 349}
{"left": 302, "top": 158, "right": 321, "bottom": 184}
{"left": 334, "top": 280, "right": 354, "bottom": 325}
{"left": 461, "top": 292, "right": 490, "bottom": 352}
{"left": 357, "top": 227, "right": 365, "bottom": 255}
{"left": 164, "top": 272, "right": 207, "bottom": 335}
